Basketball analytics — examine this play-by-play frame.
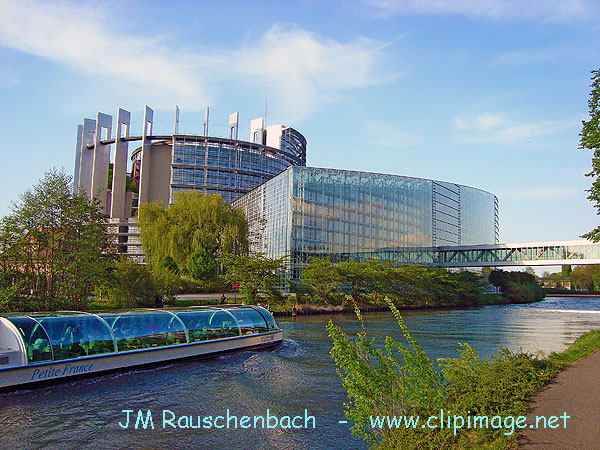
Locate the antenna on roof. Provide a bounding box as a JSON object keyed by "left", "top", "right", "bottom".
{"left": 264, "top": 94, "right": 268, "bottom": 127}
{"left": 203, "top": 107, "right": 209, "bottom": 136}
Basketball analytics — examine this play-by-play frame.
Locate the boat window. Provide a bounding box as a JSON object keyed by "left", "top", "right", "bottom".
{"left": 228, "top": 308, "right": 269, "bottom": 335}
{"left": 173, "top": 310, "right": 240, "bottom": 342}
{"left": 252, "top": 307, "right": 279, "bottom": 331}
{"left": 35, "top": 316, "right": 115, "bottom": 361}
{"left": 99, "top": 311, "right": 187, "bottom": 352}
{"left": 6, "top": 317, "right": 52, "bottom": 363}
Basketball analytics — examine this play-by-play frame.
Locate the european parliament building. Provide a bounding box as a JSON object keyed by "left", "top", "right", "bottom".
{"left": 232, "top": 167, "right": 498, "bottom": 279}
{"left": 73, "top": 105, "right": 498, "bottom": 273}
{"left": 73, "top": 106, "right": 306, "bottom": 261}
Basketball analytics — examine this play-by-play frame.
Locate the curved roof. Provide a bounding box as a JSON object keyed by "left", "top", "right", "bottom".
{"left": 0, "top": 306, "right": 279, "bottom": 366}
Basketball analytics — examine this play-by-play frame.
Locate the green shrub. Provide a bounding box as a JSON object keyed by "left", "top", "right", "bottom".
{"left": 328, "top": 298, "right": 598, "bottom": 449}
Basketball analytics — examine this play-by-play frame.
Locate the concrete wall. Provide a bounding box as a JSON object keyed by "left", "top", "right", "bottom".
{"left": 147, "top": 142, "right": 172, "bottom": 207}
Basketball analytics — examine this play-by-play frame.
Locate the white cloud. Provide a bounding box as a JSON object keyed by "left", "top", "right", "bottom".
{"left": 233, "top": 25, "right": 392, "bottom": 119}
{"left": 0, "top": 1, "right": 208, "bottom": 108}
{"left": 0, "top": 1, "right": 392, "bottom": 118}
{"left": 452, "top": 112, "right": 578, "bottom": 146}
{"left": 364, "top": 120, "right": 423, "bottom": 147}
{"left": 363, "top": 0, "right": 598, "bottom": 21}
{"left": 454, "top": 112, "right": 503, "bottom": 131}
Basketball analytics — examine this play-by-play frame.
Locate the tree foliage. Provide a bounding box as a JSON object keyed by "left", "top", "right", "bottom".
{"left": 488, "top": 269, "right": 544, "bottom": 303}
{"left": 570, "top": 265, "right": 600, "bottom": 291}
{"left": 102, "top": 257, "right": 156, "bottom": 309}
{"left": 300, "top": 258, "right": 487, "bottom": 307}
{"left": 300, "top": 257, "right": 341, "bottom": 303}
{"left": 138, "top": 191, "right": 248, "bottom": 272}
{"left": 158, "top": 255, "right": 179, "bottom": 274}
{"left": 220, "top": 253, "right": 285, "bottom": 303}
{"left": 580, "top": 69, "right": 600, "bottom": 240}
{"left": 187, "top": 247, "right": 218, "bottom": 280}
{"left": 0, "top": 168, "right": 115, "bottom": 312}
{"left": 328, "top": 300, "right": 562, "bottom": 449}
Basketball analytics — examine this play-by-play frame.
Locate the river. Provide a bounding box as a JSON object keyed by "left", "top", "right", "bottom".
{"left": 1, "top": 296, "right": 599, "bottom": 450}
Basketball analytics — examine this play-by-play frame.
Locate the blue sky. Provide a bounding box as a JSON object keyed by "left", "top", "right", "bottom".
{"left": 0, "top": 0, "right": 599, "bottom": 245}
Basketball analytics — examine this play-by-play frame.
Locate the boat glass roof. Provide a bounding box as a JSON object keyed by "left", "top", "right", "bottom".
{"left": 0, "top": 306, "right": 279, "bottom": 366}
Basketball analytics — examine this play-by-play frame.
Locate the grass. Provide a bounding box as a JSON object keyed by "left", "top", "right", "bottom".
{"left": 547, "top": 329, "right": 600, "bottom": 368}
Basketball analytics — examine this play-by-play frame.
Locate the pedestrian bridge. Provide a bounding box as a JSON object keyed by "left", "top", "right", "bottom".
{"left": 333, "top": 240, "right": 600, "bottom": 268}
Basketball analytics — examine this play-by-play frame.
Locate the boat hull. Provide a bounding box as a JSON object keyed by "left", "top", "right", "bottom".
{"left": 0, "top": 330, "right": 282, "bottom": 390}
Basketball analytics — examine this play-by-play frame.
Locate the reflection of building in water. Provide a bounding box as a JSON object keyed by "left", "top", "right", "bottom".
{"left": 233, "top": 167, "right": 499, "bottom": 279}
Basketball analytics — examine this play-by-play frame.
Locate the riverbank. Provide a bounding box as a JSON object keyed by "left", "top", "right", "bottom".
{"left": 326, "top": 298, "right": 600, "bottom": 450}
{"left": 165, "top": 292, "right": 537, "bottom": 317}
{"left": 487, "top": 329, "right": 600, "bottom": 449}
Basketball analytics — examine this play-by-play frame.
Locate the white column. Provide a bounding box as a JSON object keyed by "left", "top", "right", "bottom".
{"left": 73, "top": 125, "right": 83, "bottom": 194}
{"left": 77, "top": 118, "right": 97, "bottom": 197}
{"left": 138, "top": 105, "right": 154, "bottom": 205}
{"left": 228, "top": 112, "right": 239, "bottom": 140}
{"left": 250, "top": 118, "right": 265, "bottom": 144}
{"left": 110, "top": 108, "right": 131, "bottom": 219}
{"left": 91, "top": 112, "right": 113, "bottom": 213}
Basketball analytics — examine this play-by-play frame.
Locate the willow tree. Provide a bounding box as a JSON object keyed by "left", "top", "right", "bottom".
{"left": 137, "top": 191, "right": 248, "bottom": 272}
{"left": 581, "top": 69, "right": 600, "bottom": 240}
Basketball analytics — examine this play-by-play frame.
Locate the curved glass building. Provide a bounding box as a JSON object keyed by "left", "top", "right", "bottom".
{"left": 233, "top": 167, "right": 499, "bottom": 279}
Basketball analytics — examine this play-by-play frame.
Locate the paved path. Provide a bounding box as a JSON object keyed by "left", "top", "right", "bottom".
{"left": 176, "top": 292, "right": 237, "bottom": 300}
{"left": 519, "top": 350, "right": 600, "bottom": 449}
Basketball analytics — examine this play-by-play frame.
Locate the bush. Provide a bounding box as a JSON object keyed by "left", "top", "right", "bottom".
{"left": 187, "top": 247, "right": 218, "bottom": 280}
{"left": 328, "top": 298, "right": 575, "bottom": 450}
{"left": 103, "top": 258, "right": 156, "bottom": 308}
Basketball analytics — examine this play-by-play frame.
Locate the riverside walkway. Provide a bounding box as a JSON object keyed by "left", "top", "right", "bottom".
{"left": 519, "top": 350, "right": 600, "bottom": 449}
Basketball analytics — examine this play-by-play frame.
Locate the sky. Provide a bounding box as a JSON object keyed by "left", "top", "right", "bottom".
{"left": 0, "top": 0, "right": 599, "bottom": 248}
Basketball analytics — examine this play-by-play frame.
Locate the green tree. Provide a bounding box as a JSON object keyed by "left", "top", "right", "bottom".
{"left": 158, "top": 255, "right": 179, "bottom": 274}
{"left": 571, "top": 265, "right": 600, "bottom": 291}
{"left": 0, "top": 168, "right": 115, "bottom": 311}
{"left": 488, "top": 269, "right": 544, "bottom": 303}
{"left": 336, "top": 260, "right": 370, "bottom": 301}
{"left": 220, "top": 253, "right": 284, "bottom": 303}
{"left": 138, "top": 191, "right": 248, "bottom": 272}
{"left": 361, "top": 259, "right": 397, "bottom": 301}
{"left": 152, "top": 267, "right": 182, "bottom": 303}
{"left": 103, "top": 257, "right": 156, "bottom": 308}
{"left": 187, "top": 247, "right": 218, "bottom": 280}
{"left": 580, "top": 69, "right": 600, "bottom": 240}
{"left": 300, "top": 257, "right": 342, "bottom": 303}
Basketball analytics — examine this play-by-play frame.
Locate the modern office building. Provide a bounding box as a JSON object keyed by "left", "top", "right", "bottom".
{"left": 73, "top": 104, "right": 498, "bottom": 275}
{"left": 232, "top": 167, "right": 499, "bottom": 279}
{"left": 73, "top": 106, "right": 306, "bottom": 261}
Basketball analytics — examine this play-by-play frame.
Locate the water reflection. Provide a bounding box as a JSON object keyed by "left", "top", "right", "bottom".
{"left": 1, "top": 296, "right": 599, "bottom": 450}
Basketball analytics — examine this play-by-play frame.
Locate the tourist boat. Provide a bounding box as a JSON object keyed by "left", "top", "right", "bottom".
{"left": 0, "top": 306, "right": 282, "bottom": 390}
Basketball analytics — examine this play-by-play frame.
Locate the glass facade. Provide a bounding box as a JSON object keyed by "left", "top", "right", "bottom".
{"left": 233, "top": 167, "right": 499, "bottom": 278}
{"left": 169, "top": 134, "right": 306, "bottom": 204}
